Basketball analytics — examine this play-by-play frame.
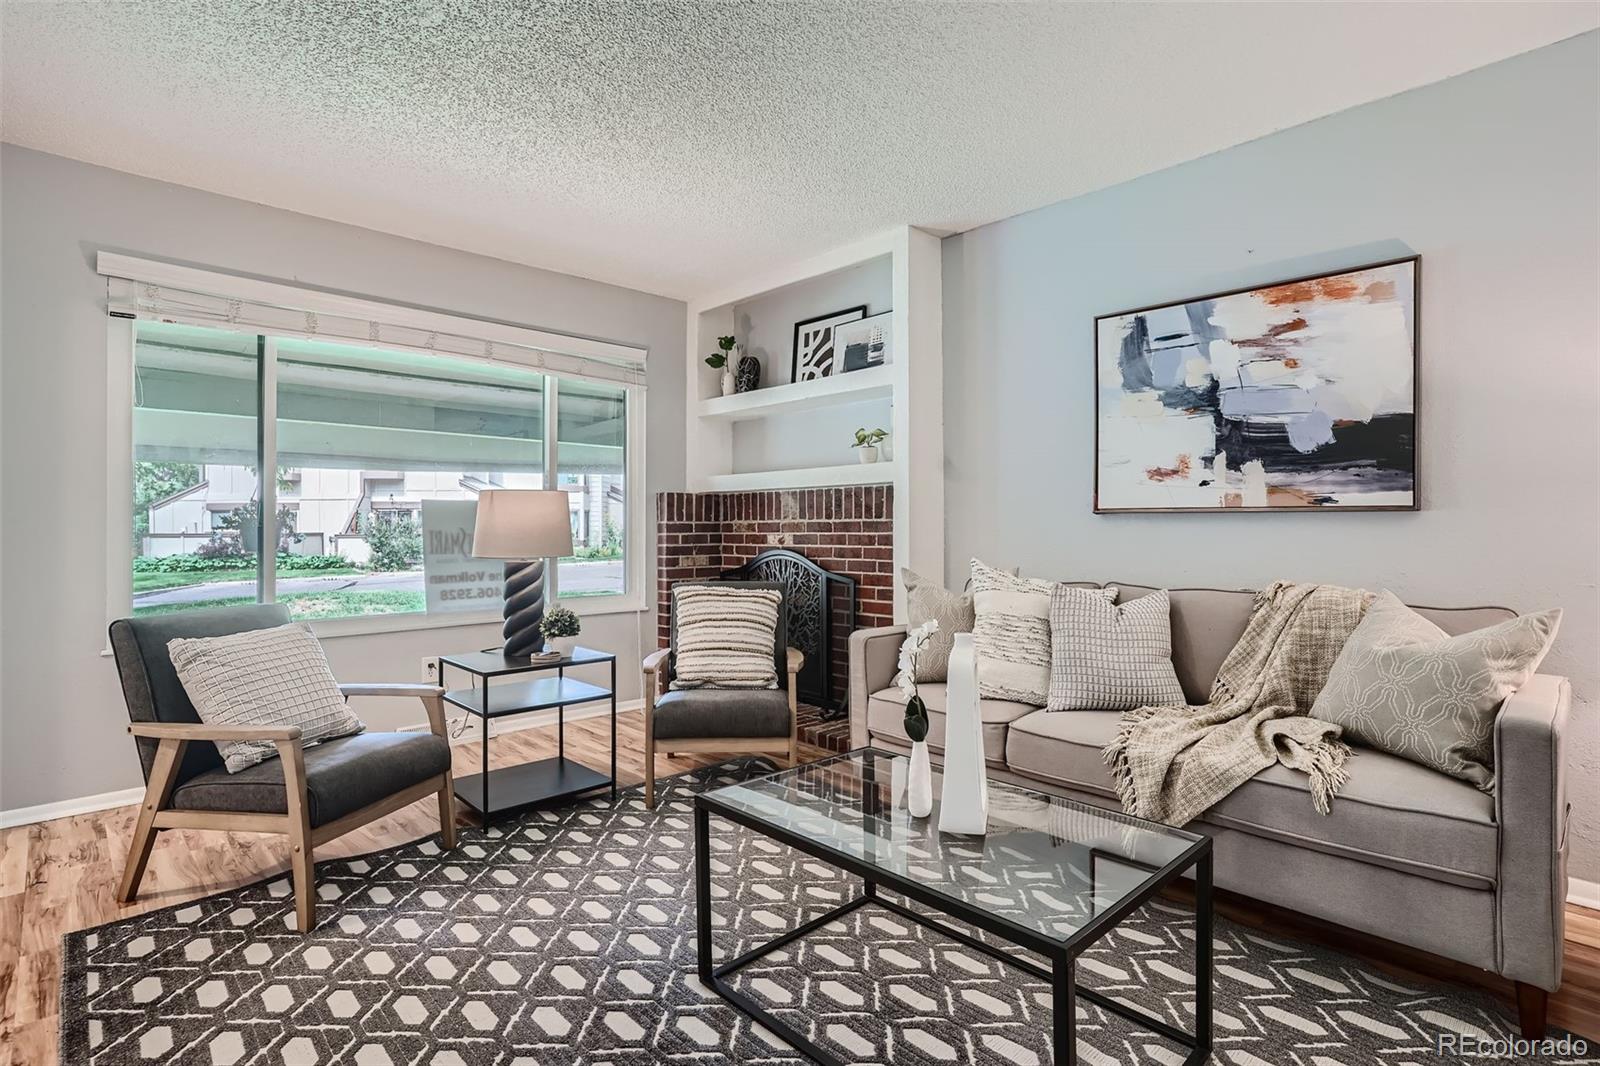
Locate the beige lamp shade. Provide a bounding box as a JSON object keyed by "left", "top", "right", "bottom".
{"left": 471, "top": 489, "right": 575, "bottom": 560}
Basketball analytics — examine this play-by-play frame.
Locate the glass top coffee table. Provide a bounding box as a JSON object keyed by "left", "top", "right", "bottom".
{"left": 694, "top": 748, "right": 1213, "bottom": 1066}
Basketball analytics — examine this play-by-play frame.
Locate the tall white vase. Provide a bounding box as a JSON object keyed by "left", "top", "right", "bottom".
{"left": 938, "top": 633, "right": 989, "bottom": 835}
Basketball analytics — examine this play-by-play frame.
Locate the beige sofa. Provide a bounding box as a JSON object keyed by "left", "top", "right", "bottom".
{"left": 849, "top": 583, "right": 1572, "bottom": 1037}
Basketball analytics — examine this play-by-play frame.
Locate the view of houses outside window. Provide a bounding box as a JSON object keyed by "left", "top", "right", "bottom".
{"left": 131, "top": 322, "right": 627, "bottom": 619}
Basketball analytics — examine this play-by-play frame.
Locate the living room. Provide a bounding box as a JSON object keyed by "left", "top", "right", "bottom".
{"left": 1, "top": 4, "right": 1596, "bottom": 1064}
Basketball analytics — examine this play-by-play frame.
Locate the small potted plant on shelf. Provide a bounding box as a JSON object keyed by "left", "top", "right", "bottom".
{"left": 705, "top": 335, "right": 737, "bottom": 397}
{"left": 540, "top": 606, "right": 581, "bottom": 657}
{"left": 898, "top": 620, "right": 939, "bottom": 817}
{"left": 852, "top": 426, "right": 888, "bottom": 463}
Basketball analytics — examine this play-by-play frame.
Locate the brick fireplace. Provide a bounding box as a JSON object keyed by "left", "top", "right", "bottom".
{"left": 655, "top": 486, "right": 895, "bottom": 708}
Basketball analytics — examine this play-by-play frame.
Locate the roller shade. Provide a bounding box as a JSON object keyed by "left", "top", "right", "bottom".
{"left": 101, "top": 252, "right": 647, "bottom": 387}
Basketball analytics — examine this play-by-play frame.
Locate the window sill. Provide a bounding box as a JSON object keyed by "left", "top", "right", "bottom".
{"left": 307, "top": 593, "right": 648, "bottom": 641}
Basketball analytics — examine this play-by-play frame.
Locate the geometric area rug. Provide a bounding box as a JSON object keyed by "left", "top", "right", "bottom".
{"left": 62, "top": 758, "right": 1595, "bottom": 1066}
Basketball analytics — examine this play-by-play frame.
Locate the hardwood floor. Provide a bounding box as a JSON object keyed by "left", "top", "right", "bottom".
{"left": 2, "top": 711, "right": 1595, "bottom": 1064}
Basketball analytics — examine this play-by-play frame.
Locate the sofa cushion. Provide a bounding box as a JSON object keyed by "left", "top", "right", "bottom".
{"left": 1004, "top": 709, "right": 1497, "bottom": 887}
{"left": 169, "top": 731, "right": 450, "bottom": 828}
{"left": 867, "top": 684, "right": 1034, "bottom": 767}
{"left": 653, "top": 688, "right": 791, "bottom": 740}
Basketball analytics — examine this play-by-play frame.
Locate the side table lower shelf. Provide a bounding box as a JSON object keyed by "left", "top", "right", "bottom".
{"left": 455, "top": 756, "right": 613, "bottom": 819}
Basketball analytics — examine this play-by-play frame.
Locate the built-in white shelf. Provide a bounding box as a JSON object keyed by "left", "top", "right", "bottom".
{"left": 705, "top": 461, "right": 897, "bottom": 492}
{"left": 699, "top": 365, "right": 893, "bottom": 423}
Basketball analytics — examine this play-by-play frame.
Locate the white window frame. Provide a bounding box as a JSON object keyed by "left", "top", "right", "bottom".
{"left": 105, "top": 260, "right": 649, "bottom": 641}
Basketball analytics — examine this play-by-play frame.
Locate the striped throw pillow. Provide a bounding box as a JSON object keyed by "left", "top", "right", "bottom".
{"left": 971, "top": 559, "right": 1115, "bottom": 705}
{"left": 167, "top": 622, "right": 364, "bottom": 773}
{"left": 670, "top": 585, "right": 781, "bottom": 690}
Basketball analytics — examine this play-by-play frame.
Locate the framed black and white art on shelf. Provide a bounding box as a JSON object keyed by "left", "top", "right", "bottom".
{"left": 791, "top": 305, "right": 866, "bottom": 382}
{"left": 836, "top": 310, "right": 894, "bottom": 373}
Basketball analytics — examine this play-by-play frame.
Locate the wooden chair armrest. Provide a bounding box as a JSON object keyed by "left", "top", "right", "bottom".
{"left": 128, "top": 721, "right": 303, "bottom": 743}
{"left": 786, "top": 647, "right": 805, "bottom": 674}
{"left": 642, "top": 648, "right": 670, "bottom": 674}
{"left": 339, "top": 683, "right": 447, "bottom": 699}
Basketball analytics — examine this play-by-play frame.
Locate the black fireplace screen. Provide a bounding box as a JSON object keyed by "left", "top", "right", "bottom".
{"left": 720, "top": 549, "right": 855, "bottom": 714}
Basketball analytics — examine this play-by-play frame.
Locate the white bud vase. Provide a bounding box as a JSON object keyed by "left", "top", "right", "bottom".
{"left": 907, "top": 740, "right": 933, "bottom": 818}
{"left": 720, "top": 368, "right": 736, "bottom": 396}
{"left": 938, "top": 633, "right": 989, "bottom": 835}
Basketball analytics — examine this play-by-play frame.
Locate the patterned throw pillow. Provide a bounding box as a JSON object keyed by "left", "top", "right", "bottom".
{"left": 670, "top": 585, "right": 781, "bottom": 690}
{"left": 896, "top": 567, "right": 977, "bottom": 685}
{"left": 167, "top": 623, "right": 364, "bottom": 773}
{"left": 1047, "top": 586, "right": 1185, "bottom": 711}
{"left": 970, "top": 559, "right": 1114, "bottom": 705}
{"left": 1310, "top": 591, "right": 1562, "bottom": 789}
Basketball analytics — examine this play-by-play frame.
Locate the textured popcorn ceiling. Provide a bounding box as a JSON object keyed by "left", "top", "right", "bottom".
{"left": 3, "top": 2, "right": 1595, "bottom": 299}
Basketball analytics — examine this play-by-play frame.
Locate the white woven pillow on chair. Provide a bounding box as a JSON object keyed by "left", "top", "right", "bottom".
{"left": 168, "top": 622, "right": 365, "bottom": 772}
{"left": 669, "top": 585, "right": 781, "bottom": 690}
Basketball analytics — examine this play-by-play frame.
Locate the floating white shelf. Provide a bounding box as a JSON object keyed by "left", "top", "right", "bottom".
{"left": 704, "top": 461, "right": 897, "bottom": 492}
{"left": 698, "top": 365, "right": 893, "bottom": 423}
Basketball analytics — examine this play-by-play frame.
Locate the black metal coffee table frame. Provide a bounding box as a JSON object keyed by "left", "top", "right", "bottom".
{"left": 693, "top": 748, "right": 1213, "bottom": 1066}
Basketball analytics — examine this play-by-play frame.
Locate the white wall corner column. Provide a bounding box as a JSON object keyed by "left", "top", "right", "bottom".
{"left": 890, "top": 226, "right": 944, "bottom": 622}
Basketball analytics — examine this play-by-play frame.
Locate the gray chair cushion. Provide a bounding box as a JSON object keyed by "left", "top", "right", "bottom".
{"left": 866, "top": 684, "right": 1034, "bottom": 767}
{"left": 109, "top": 604, "right": 294, "bottom": 785}
{"left": 1003, "top": 709, "right": 1497, "bottom": 887}
{"left": 169, "top": 732, "right": 450, "bottom": 828}
{"left": 652, "top": 689, "right": 791, "bottom": 741}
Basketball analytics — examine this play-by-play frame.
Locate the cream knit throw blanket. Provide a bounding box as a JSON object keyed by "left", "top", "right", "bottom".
{"left": 1103, "top": 580, "right": 1373, "bottom": 827}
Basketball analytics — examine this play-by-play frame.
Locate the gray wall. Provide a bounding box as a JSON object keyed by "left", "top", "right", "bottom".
{"left": 0, "top": 145, "right": 686, "bottom": 814}
{"left": 731, "top": 255, "right": 893, "bottom": 472}
{"left": 942, "top": 34, "right": 1600, "bottom": 880}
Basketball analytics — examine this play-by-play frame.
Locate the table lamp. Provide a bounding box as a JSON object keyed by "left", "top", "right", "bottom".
{"left": 472, "top": 489, "right": 574, "bottom": 660}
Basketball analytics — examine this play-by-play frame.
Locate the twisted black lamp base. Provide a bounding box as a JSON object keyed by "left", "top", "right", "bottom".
{"left": 501, "top": 559, "right": 548, "bottom": 659}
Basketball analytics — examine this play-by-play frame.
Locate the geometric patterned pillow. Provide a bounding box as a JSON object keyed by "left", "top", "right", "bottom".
{"left": 167, "top": 622, "right": 364, "bottom": 773}
{"left": 1046, "top": 586, "right": 1185, "bottom": 711}
{"left": 971, "top": 559, "right": 1114, "bottom": 706}
{"left": 1310, "top": 591, "right": 1561, "bottom": 790}
{"left": 896, "top": 566, "right": 982, "bottom": 685}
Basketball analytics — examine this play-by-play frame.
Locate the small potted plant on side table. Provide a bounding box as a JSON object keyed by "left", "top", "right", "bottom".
{"left": 853, "top": 426, "right": 888, "bottom": 463}
{"left": 898, "top": 620, "right": 939, "bottom": 817}
{"left": 540, "top": 606, "right": 581, "bottom": 658}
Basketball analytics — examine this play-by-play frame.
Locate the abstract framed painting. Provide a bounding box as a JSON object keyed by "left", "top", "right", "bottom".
{"left": 1094, "top": 256, "right": 1419, "bottom": 513}
{"left": 791, "top": 305, "right": 866, "bottom": 382}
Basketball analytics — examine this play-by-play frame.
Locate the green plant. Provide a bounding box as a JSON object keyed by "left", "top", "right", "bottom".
{"left": 539, "top": 605, "right": 581, "bottom": 639}
{"left": 852, "top": 427, "right": 888, "bottom": 449}
{"left": 362, "top": 512, "right": 422, "bottom": 571}
{"left": 704, "top": 335, "right": 736, "bottom": 370}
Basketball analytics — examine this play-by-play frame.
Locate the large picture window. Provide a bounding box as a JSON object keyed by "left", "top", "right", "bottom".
{"left": 128, "top": 320, "right": 636, "bottom": 623}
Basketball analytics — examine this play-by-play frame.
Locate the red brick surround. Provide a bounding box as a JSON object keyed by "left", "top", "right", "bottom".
{"left": 655, "top": 487, "right": 895, "bottom": 699}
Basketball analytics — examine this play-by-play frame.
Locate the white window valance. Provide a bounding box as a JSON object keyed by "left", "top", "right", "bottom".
{"left": 98, "top": 252, "right": 647, "bottom": 387}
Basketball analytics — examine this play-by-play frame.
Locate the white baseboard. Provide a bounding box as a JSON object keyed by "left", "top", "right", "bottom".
{"left": 0, "top": 786, "right": 145, "bottom": 829}
{"left": 1569, "top": 876, "right": 1600, "bottom": 911}
{"left": 3, "top": 702, "right": 644, "bottom": 831}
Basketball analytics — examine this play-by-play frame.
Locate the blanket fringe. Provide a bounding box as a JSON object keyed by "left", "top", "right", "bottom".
{"left": 1306, "top": 739, "right": 1354, "bottom": 815}
{"left": 1102, "top": 704, "right": 1158, "bottom": 815}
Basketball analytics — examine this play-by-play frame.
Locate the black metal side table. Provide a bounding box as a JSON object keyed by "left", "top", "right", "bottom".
{"left": 437, "top": 647, "right": 618, "bottom": 824}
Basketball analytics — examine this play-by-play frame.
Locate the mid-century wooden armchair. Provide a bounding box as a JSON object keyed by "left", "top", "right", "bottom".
{"left": 109, "top": 604, "right": 457, "bottom": 932}
{"left": 640, "top": 580, "right": 804, "bottom": 808}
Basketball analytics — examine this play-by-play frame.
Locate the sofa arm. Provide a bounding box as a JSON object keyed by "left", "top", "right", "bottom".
{"left": 849, "top": 625, "right": 906, "bottom": 749}
{"left": 1494, "top": 673, "right": 1572, "bottom": 991}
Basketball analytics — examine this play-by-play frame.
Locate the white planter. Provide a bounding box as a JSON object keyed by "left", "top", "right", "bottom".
{"left": 720, "top": 369, "right": 736, "bottom": 396}
{"left": 547, "top": 635, "right": 578, "bottom": 658}
{"left": 907, "top": 741, "right": 934, "bottom": 818}
{"left": 938, "top": 633, "right": 989, "bottom": 835}
{"left": 856, "top": 446, "right": 879, "bottom": 464}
